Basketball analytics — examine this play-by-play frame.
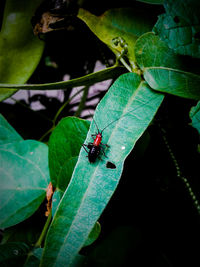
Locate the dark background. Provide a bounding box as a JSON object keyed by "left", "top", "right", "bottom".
{"left": 0, "top": 1, "right": 200, "bottom": 266}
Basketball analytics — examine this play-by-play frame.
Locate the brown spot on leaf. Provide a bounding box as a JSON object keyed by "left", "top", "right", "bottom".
{"left": 45, "top": 182, "right": 54, "bottom": 217}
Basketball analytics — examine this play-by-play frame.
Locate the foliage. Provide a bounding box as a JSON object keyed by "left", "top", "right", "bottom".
{"left": 0, "top": 0, "right": 44, "bottom": 101}
{"left": 0, "top": 0, "right": 200, "bottom": 266}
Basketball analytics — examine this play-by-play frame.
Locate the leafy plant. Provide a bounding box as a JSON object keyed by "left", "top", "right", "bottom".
{"left": 0, "top": 0, "right": 200, "bottom": 266}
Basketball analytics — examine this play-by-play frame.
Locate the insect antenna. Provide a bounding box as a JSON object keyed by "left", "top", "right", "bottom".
{"left": 87, "top": 108, "right": 101, "bottom": 134}
{"left": 100, "top": 95, "right": 159, "bottom": 134}
{"left": 92, "top": 117, "right": 101, "bottom": 133}
{"left": 100, "top": 116, "right": 122, "bottom": 134}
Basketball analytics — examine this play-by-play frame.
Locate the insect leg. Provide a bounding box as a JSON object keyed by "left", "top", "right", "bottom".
{"left": 100, "top": 143, "right": 110, "bottom": 148}
{"left": 82, "top": 144, "right": 89, "bottom": 153}
{"left": 101, "top": 149, "right": 108, "bottom": 158}
{"left": 91, "top": 134, "right": 97, "bottom": 141}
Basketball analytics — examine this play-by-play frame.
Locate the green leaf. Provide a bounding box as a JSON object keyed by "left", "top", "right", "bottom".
{"left": 0, "top": 140, "right": 50, "bottom": 228}
{"left": 40, "top": 73, "right": 164, "bottom": 266}
{"left": 0, "top": 242, "right": 29, "bottom": 266}
{"left": 135, "top": 32, "right": 182, "bottom": 69}
{"left": 51, "top": 189, "right": 100, "bottom": 248}
{"left": 77, "top": 8, "right": 155, "bottom": 69}
{"left": 49, "top": 117, "right": 90, "bottom": 192}
{"left": 190, "top": 101, "right": 200, "bottom": 134}
{"left": 0, "top": 66, "right": 125, "bottom": 90}
{"left": 153, "top": 0, "right": 200, "bottom": 58}
{"left": 0, "top": 114, "right": 23, "bottom": 145}
{"left": 51, "top": 190, "right": 62, "bottom": 217}
{"left": 144, "top": 68, "right": 200, "bottom": 100}
{"left": 84, "top": 222, "right": 101, "bottom": 247}
{"left": 135, "top": 32, "right": 200, "bottom": 99}
{"left": 0, "top": 0, "right": 45, "bottom": 101}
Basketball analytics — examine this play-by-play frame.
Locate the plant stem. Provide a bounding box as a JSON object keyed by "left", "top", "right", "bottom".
{"left": 74, "top": 86, "right": 90, "bottom": 117}
{"left": 35, "top": 210, "right": 52, "bottom": 248}
{"left": 23, "top": 210, "right": 52, "bottom": 266}
{"left": 119, "top": 57, "right": 132, "bottom": 72}
{"left": 39, "top": 88, "right": 85, "bottom": 141}
{"left": 53, "top": 87, "right": 85, "bottom": 125}
{"left": 39, "top": 127, "right": 54, "bottom": 142}
{"left": 10, "top": 97, "right": 52, "bottom": 123}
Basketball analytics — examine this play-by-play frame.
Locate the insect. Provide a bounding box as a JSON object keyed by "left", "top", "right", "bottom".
{"left": 82, "top": 107, "right": 135, "bottom": 163}
{"left": 82, "top": 119, "right": 111, "bottom": 163}
{"left": 82, "top": 93, "right": 158, "bottom": 163}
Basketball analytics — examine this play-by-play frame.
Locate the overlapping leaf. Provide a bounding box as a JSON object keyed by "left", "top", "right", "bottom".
{"left": 0, "top": 140, "right": 50, "bottom": 228}
{"left": 0, "top": 0, "right": 44, "bottom": 101}
{"left": 40, "top": 73, "right": 164, "bottom": 266}
{"left": 0, "top": 114, "right": 23, "bottom": 145}
{"left": 135, "top": 32, "right": 200, "bottom": 99}
{"left": 153, "top": 0, "right": 200, "bottom": 58}
{"left": 77, "top": 8, "right": 155, "bottom": 69}
{"left": 190, "top": 101, "right": 200, "bottom": 134}
{"left": 49, "top": 117, "right": 90, "bottom": 193}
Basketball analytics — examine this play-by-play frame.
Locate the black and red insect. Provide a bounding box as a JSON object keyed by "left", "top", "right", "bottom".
{"left": 82, "top": 111, "right": 128, "bottom": 163}
{"left": 82, "top": 119, "right": 110, "bottom": 163}
{"left": 82, "top": 95, "right": 155, "bottom": 163}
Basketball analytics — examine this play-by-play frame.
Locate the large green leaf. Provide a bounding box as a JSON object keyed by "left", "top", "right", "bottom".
{"left": 0, "top": 0, "right": 44, "bottom": 101}
{"left": 49, "top": 117, "right": 100, "bottom": 249}
{"left": 0, "top": 140, "right": 50, "bottom": 228}
{"left": 153, "top": 0, "right": 200, "bottom": 58}
{"left": 135, "top": 32, "right": 182, "bottom": 69}
{"left": 144, "top": 68, "right": 200, "bottom": 100}
{"left": 49, "top": 117, "right": 90, "bottom": 192}
{"left": 135, "top": 32, "right": 200, "bottom": 99}
{"left": 190, "top": 101, "right": 200, "bottom": 134}
{"left": 0, "top": 114, "right": 23, "bottom": 145}
{"left": 40, "top": 73, "right": 164, "bottom": 266}
{"left": 77, "top": 8, "right": 155, "bottom": 69}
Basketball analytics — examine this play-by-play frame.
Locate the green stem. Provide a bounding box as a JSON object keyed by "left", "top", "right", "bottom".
{"left": 0, "top": 66, "right": 125, "bottom": 90}
{"left": 35, "top": 210, "right": 52, "bottom": 248}
{"left": 10, "top": 97, "right": 52, "bottom": 123}
{"left": 39, "top": 88, "right": 85, "bottom": 141}
{"left": 74, "top": 86, "right": 89, "bottom": 117}
{"left": 39, "top": 127, "right": 54, "bottom": 142}
{"left": 119, "top": 57, "right": 132, "bottom": 72}
{"left": 23, "top": 210, "right": 52, "bottom": 266}
{"left": 53, "top": 87, "right": 85, "bottom": 125}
